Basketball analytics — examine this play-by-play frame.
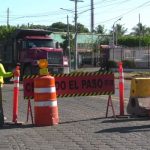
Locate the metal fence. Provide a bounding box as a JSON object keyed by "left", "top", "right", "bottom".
{"left": 109, "top": 46, "right": 150, "bottom": 68}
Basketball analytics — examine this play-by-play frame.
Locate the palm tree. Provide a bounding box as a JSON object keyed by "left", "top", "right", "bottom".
{"left": 110, "top": 24, "right": 127, "bottom": 45}
{"left": 131, "top": 23, "right": 148, "bottom": 36}
{"left": 115, "top": 24, "right": 127, "bottom": 37}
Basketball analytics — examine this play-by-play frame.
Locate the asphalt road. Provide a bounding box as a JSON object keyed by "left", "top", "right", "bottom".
{"left": 1, "top": 80, "right": 150, "bottom": 150}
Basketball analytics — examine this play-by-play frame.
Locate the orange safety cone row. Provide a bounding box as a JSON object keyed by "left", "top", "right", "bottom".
{"left": 118, "top": 62, "right": 124, "bottom": 116}
{"left": 12, "top": 65, "right": 20, "bottom": 123}
{"left": 34, "top": 75, "right": 59, "bottom": 126}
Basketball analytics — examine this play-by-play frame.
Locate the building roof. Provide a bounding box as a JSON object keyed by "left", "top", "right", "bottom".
{"left": 77, "top": 34, "right": 100, "bottom": 44}
{"left": 51, "top": 32, "right": 65, "bottom": 43}
{"left": 51, "top": 32, "right": 104, "bottom": 44}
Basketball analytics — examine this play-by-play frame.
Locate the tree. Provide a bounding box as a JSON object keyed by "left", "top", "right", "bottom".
{"left": 0, "top": 25, "right": 16, "bottom": 40}
{"left": 131, "top": 23, "right": 149, "bottom": 36}
{"left": 118, "top": 35, "right": 150, "bottom": 47}
{"left": 77, "top": 23, "right": 89, "bottom": 33}
{"left": 108, "top": 23, "right": 127, "bottom": 45}
{"left": 60, "top": 34, "right": 74, "bottom": 56}
{"left": 48, "top": 22, "right": 89, "bottom": 33}
{"left": 95, "top": 25, "right": 107, "bottom": 34}
{"left": 28, "top": 24, "right": 49, "bottom": 30}
{"left": 50, "top": 22, "right": 68, "bottom": 32}
{"left": 115, "top": 24, "right": 127, "bottom": 37}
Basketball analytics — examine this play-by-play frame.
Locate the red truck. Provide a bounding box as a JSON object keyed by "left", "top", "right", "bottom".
{"left": 0, "top": 29, "right": 69, "bottom": 76}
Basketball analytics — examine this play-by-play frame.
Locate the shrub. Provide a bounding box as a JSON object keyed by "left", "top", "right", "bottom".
{"left": 108, "top": 60, "right": 118, "bottom": 68}
{"left": 122, "top": 60, "right": 135, "bottom": 68}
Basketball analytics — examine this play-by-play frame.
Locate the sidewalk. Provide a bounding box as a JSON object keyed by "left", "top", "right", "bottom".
{"left": 77, "top": 67, "right": 150, "bottom": 80}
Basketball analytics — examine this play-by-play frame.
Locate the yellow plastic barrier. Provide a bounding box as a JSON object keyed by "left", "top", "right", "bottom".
{"left": 127, "top": 77, "right": 150, "bottom": 116}
{"left": 130, "top": 78, "right": 150, "bottom": 97}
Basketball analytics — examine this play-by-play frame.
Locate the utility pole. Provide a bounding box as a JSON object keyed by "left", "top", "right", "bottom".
{"left": 60, "top": 8, "right": 73, "bottom": 71}
{"left": 139, "top": 13, "right": 141, "bottom": 50}
{"left": 74, "top": 0, "right": 78, "bottom": 70}
{"left": 91, "top": 0, "right": 94, "bottom": 32}
{"left": 67, "top": 15, "right": 71, "bottom": 72}
{"left": 91, "top": 0, "right": 94, "bottom": 66}
{"left": 70, "top": 0, "right": 83, "bottom": 70}
{"left": 7, "top": 8, "right": 9, "bottom": 27}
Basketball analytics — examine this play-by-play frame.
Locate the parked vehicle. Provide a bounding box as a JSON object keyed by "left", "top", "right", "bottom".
{"left": 0, "top": 29, "right": 69, "bottom": 77}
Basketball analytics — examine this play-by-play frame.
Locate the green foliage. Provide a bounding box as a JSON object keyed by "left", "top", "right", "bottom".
{"left": 0, "top": 22, "right": 89, "bottom": 42}
{"left": 122, "top": 60, "right": 136, "bottom": 68}
{"left": 60, "top": 34, "right": 74, "bottom": 56}
{"left": 118, "top": 35, "right": 150, "bottom": 47}
{"left": 118, "top": 23, "right": 150, "bottom": 47}
{"left": 27, "top": 24, "right": 49, "bottom": 30}
{"left": 108, "top": 60, "right": 117, "bottom": 68}
{"left": 50, "top": 22, "right": 89, "bottom": 33}
{"left": 115, "top": 24, "right": 127, "bottom": 36}
{"left": 95, "top": 25, "right": 107, "bottom": 34}
{"left": 0, "top": 26, "right": 16, "bottom": 40}
{"left": 107, "top": 60, "right": 136, "bottom": 69}
{"left": 118, "top": 36, "right": 138, "bottom": 47}
{"left": 131, "top": 23, "right": 150, "bottom": 36}
{"left": 77, "top": 23, "right": 89, "bottom": 33}
{"left": 2, "top": 22, "right": 150, "bottom": 48}
{"left": 50, "top": 22, "right": 68, "bottom": 32}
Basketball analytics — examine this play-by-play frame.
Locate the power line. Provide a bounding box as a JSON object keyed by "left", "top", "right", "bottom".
{"left": 0, "top": 0, "right": 126, "bottom": 21}
{"left": 0, "top": 0, "right": 150, "bottom": 31}
{"left": 94, "top": 0, "right": 150, "bottom": 26}
{"left": 77, "top": 0, "right": 122, "bottom": 10}
{"left": 77, "top": 0, "right": 134, "bottom": 17}
{"left": 0, "top": 0, "right": 130, "bottom": 23}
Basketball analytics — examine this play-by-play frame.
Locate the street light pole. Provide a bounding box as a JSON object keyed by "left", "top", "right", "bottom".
{"left": 112, "top": 17, "right": 122, "bottom": 47}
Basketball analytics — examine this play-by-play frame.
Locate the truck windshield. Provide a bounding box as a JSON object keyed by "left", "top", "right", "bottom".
{"left": 26, "top": 39, "right": 54, "bottom": 48}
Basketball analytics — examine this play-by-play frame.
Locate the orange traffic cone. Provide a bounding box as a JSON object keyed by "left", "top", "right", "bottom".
{"left": 34, "top": 75, "right": 59, "bottom": 126}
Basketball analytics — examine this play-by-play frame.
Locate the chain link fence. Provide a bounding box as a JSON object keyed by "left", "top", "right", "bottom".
{"left": 109, "top": 46, "right": 150, "bottom": 68}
